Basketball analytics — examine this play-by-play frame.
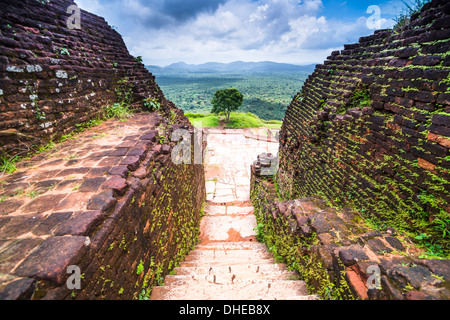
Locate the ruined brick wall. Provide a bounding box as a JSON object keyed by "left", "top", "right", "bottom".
{"left": 0, "top": 0, "right": 165, "bottom": 156}
{"left": 250, "top": 165, "right": 450, "bottom": 300}
{"left": 0, "top": 0, "right": 206, "bottom": 300}
{"left": 278, "top": 0, "right": 450, "bottom": 252}
{"left": 68, "top": 122, "right": 205, "bottom": 301}
{"left": 0, "top": 113, "right": 206, "bottom": 300}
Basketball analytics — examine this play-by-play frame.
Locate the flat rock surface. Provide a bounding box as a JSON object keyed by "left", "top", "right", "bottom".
{"left": 0, "top": 113, "right": 161, "bottom": 291}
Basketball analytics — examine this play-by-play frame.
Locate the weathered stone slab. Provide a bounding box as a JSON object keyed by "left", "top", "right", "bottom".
{"left": 0, "top": 200, "right": 24, "bottom": 216}
{"left": 86, "top": 190, "right": 116, "bottom": 212}
{"left": 0, "top": 214, "right": 44, "bottom": 239}
{"left": 78, "top": 177, "right": 106, "bottom": 193}
{"left": 102, "top": 176, "right": 128, "bottom": 196}
{"left": 22, "top": 194, "right": 67, "bottom": 214}
{"left": 33, "top": 212, "right": 73, "bottom": 236}
{"left": 13, "top": 236, "right": 88, "bottom": 285}
{"left": 0, "top": 239, "right": 43, "bottom": 273}
{"left": 0, "top": 277, "right": 36, "bottom": 300}
{"left": 54, "top": 211, "right": 104, "bottom": 236}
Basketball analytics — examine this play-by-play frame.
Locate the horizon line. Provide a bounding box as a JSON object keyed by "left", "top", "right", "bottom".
{"left": 146, "top": 60, "right": 319, "bottom": 68}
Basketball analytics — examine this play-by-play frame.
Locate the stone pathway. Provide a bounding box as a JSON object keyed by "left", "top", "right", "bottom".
{"left": 151, "top": 128, "right": 317, "bottom": 300}
{"left": 0, "top": 113, "right": 163, "bottom": 289}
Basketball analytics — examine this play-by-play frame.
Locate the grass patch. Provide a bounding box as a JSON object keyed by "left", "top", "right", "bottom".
{"left": 0, "top": 155, "right": 20, "bottom": 175}
{"left": 185, "top": 113, "right": 220, "bottom": 127}
{"left": 186, "top": 112, "right": 282, "bottom": 129}
{"left": 104, "top": 103, "right": 132, "bottom": 120}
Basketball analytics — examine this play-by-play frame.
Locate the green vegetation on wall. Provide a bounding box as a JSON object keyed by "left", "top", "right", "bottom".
{"left": 251, "top": 179, "right": 353, "bottom": 300}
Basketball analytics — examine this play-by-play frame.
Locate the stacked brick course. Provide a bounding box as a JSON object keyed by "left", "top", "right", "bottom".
{"left": 0, "top": 0, "right": 164, "bottom": 156}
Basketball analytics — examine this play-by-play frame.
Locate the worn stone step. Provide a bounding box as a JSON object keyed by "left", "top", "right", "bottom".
{"left": 180, "top": 258, "right": 277, "bottom": 268}
{"left": 164, "top": 270, "right": 298, "bottom": 285}
{"left": 188, "top": 247, "right": 270, "bottom": 255}
{"left": 199, "top": 215, "right": 257, "bottom": 242}
{"left": 173, "top": 263, "right": 293, "bottom": 277}
{"left": 204, "top": 206, "right": 255, "bottom": 216}
{"left": 183, "top": 250, "right": 275, "bottom": 264}
{"left": 150, "top": 280, "right": 310, "bottom": 300}
{"left": 194, "top": 242, "right": 267, "bottom": 251}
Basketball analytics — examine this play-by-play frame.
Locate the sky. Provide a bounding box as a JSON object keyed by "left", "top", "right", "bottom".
{"left": 74, "top": 0, "right": 409, "bottom": 66}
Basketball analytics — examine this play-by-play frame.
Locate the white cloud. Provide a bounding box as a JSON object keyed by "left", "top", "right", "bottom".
{"left": 75, "top": 0, "right": 392, "bottom": 66}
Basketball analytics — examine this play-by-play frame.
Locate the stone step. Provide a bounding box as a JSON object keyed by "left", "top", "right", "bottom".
{"left": 172, "top": 263, "right": 293, "bottom": 277}
{"left": 150, "top": 280, "right": 311, "bottom": 300}
{"left": 194, "top": 241, "right": 267, "bottom": 251}
{"left": 183, "top": 250, "right": 276, "bottom": 264}
{"left": 180, "top": 258, "right": 277, "bottom": 268}
{"left": 189, "top": 246, "right": 269, "bottom": 255}
{"left": 164, "top": 270, "right": 298, "bottom": 285}
{"left": 204, "top": 206, "right": 255, "bottom": 216}
{"left": 199, "top": 215, "right": 257, "bottom": 242}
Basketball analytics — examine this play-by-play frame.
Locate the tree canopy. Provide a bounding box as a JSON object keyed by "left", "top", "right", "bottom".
{"left": 210, "top": 88, "right": 244, "bottom": 122}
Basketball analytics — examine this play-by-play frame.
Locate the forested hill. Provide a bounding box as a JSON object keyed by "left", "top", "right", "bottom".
{"left": 146, "top": 62, "right": 315, "bottom": 121}
{"left": 147, "top": 61, "right": 315, "bottom": 74}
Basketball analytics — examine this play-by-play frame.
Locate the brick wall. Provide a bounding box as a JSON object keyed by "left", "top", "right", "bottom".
{"left": 0, "top": 0, "right": 206, "bottom": 300}
{"left": 250, "top": 162, "right": 450, "bottom": 300}
{"left": 0, "top": 0, "right": 164, "bottom": 156}
{"left": 278, "top": 0, "right": 450, "bottom": 252}
{"left": 65, "top": 124, "right": 206, "bottom": 300}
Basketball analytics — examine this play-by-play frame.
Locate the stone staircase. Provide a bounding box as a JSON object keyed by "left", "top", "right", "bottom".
{"left": 150, "top": 129, "right": 317, "bottom": 300}
{"left": 150, "top": 206, "right": 317, "bottom": 300}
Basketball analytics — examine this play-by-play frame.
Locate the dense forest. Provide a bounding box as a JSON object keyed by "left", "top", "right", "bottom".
{"left": 146, "top": 66, "right": 313, "bottom": 121}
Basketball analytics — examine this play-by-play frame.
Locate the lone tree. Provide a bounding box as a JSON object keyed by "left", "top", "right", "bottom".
{"left": 211, "top": 88, "right": 244, "bottom": 122}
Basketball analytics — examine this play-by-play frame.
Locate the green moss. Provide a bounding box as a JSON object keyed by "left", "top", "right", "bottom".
{"left": 251, "top": 180, "right": 354, "bottom": 300}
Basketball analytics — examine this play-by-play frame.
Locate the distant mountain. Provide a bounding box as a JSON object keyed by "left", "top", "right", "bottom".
{"left": 146, "top": 61, "right": 316, "bottom": 74}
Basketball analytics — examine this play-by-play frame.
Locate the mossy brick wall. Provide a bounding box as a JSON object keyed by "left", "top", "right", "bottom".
{"left": 250, "top": 166, "right": 450, "bottom": 300}
{"left": 0, "top": 0, "right": 206, "bottom": 300}
{"left": 0, "top": 110, "right": 206, "bottom": 301}
{"left": 0, "top": 0, "right": 165, "bottom": 156}
{"left": 70, "top": 128, "right": 205, "bottom": 300}
{"left": 278, "top": 0, "right": 450, "bottom": 252}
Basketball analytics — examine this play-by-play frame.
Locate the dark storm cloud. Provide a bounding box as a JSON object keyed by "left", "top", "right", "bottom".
{"left": 126, "top": 0, "right": 228, "bottom": 29}
{"left": 160, "top": 0, "right": 227, "bottom": 21}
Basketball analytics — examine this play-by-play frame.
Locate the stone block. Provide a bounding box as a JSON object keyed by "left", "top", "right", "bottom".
{"left": 338, "top": 245, "right": 370, "bottom": 266}
{"left": 54, "top": 211, "right": 105, "bottom": 236}
{"left": 86, "top": 190, "right": 117, "bottom": 212}
{"left": 78, "top": 177, "right": 107, "bottom": 193}
{"left": 120, "top": 156, "right": 140, "bottom": 171}
{"left": 0, "top": 277, "right": 36, "bottom": 300}
{"left": 13, "top": 236, "right": 88, "bottom": 285}
{"left": 102, "top": 176, "right": 128, "bottom": 196}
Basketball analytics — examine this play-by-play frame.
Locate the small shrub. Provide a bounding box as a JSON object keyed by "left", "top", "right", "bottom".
{"left": 104, "top": 103, "right": 132, "bottom": 119}
{"left": 393, "top": 0, "right": 432, "bottom": 30}
{"left": 143, "top": 97, "right": 161, "bottom": 111}
{"left": 336, "top": 88, "right": 371, "bottom": 114}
